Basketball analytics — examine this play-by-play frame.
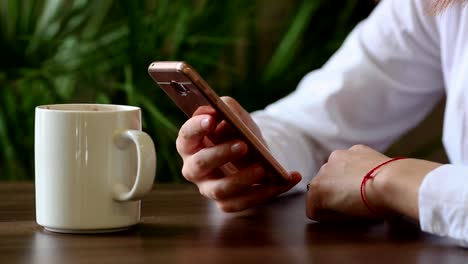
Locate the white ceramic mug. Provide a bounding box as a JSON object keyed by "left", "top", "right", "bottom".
{"left": 35, "top": 104, "right": 156, "bottom": 233}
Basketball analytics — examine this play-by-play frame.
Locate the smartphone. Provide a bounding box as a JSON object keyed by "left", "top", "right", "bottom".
{"left": 148, "top": 61, "right": 289, "bottom": 183}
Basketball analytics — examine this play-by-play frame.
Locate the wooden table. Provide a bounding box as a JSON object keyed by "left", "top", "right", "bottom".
{"left": 1, "top": 183, "right": 467, "bottom": 264}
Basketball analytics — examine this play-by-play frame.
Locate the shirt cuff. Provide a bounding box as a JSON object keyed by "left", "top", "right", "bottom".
{"left": 419, "top": 164, "right": 468, "bottom": 247}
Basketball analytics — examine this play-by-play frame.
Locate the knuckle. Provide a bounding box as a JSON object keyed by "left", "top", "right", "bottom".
{"left": 217, "top": 202, "right": 241, "bottom": 213}
{"left": 210, "top": 187, "right": 225, "bottom": 200}
{"left": 181, "top": 166, "right": 196, "bottom": 182}
{"left": 308, "top": 180, "right": 322, "bottom": 192}
{"left": 175, "top": 136, "right": 185, "bottom": 154}
{"left": 198, "top": 186, "right": 209, "bottom": 198}
{"left": 350, "top": 144, "right": 368, "bottom": 151}
{"left": 192, "top": 155, "right": 209, "bottom": 172}
{"left": 317, "top": 162, "right": 329, "bottom": 174}
{"left": 328, "top": 150, "right": 343, "bottom": 162}
{"left": 308, "top": 180, "right": 326, "bottom": 208}
{"left": 178, "top": 127, "right": 191, "bottom": 142}
{"left": 197, "top": 182, "right": 228, "bottom": 201}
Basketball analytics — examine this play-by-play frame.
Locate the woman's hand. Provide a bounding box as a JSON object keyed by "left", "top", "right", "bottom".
{"left": 176, "top": 96, "right": 301, "bottom": 212}
{"left": 306, "top": 145, "right": 442, "bottom": 222}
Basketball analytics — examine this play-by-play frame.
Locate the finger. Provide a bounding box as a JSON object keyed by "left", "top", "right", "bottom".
{"left": 176, "top": 115, "right": 215, "bottom": 156}
{"left": 306, "top": 179, "right": 326, "bottom": 220}
{"left": 192, "top": 105, "right": 217, "bottom": 117}
{"left": 198, "top": 163, "right": 266, "bottom": 200}
{"left": 306, "top": 179, "right": 379, "bottom": 222}
{"left": 306, "top": 208, "right": 367, "bottom": 223}
{"left": 221, "top": 96, "right": 243, "bottom": 114}
{"left": 306, "top": 184, "right": 344, "bottom": 222}
{"left": 182, "top": 140, "right": 248, "bottom": 182}
{"left": 206, "top": 119, "right": 254, "bottom": 172}
{"left": 215, "top": 172, "right": 302, "bottom": 212}
{"left": 209, "top": 120, "right": 239, "bottom": 145}
{"left": 211, "top": 120, "right": 252, "bottom": 170}
{"left": 221, "top": 96, "right": 262, "bottom": 136}
{"left": 221, "top": 96, "right": 249, "bottom": 122}
{"left": 192, "top": 105, "right": 229, "bottom": 126}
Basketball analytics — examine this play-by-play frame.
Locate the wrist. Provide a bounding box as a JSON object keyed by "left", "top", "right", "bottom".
{"left": 367, "top": 158, "right": 442, "bottom": 219}
{"left": 364, "top": 158, "right": 407, "bottom": 217}
{"left": 367, "top": 159, "right": 406, "bottom": 215}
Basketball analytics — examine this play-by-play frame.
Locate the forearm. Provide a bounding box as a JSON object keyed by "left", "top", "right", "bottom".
{"left": 369, "top": 158, "right": 442, "bottom": 220}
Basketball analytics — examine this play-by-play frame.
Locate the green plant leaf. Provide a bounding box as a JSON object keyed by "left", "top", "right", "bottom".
{"left": 0, "top": 0, "right": 378, "bottom": 181}
{"left": 261, "top": 1, "right": 321, "bottom": 83}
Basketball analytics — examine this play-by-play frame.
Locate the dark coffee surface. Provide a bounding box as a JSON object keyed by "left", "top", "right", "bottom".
{"left": 1, "top": 183, "right": 467, "bottom": 264}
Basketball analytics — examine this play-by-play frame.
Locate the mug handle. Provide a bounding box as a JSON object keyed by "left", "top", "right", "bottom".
{"left": 112, "top": 130, "right": 157, "bottom": 202}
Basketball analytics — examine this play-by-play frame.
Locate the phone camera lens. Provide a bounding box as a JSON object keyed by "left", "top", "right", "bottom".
{"left": 170, "top": 81, "right": 189, "bottom": 96}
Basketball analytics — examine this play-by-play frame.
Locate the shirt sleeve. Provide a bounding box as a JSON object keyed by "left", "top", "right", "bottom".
{"left": 252, "top": 0, "right": 444, "bottom": 192}
{"left": 419, "top": 165, "right": 468, "bottom": 247}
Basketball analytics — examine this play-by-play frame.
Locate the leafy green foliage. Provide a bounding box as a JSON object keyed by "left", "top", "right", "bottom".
{"left": 0, "top": 0, "right": 374, "bottom": 181}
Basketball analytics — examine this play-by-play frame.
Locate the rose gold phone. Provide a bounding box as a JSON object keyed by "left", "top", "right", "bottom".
{"left": 148, "top": 61, "right": 289, "bottom": 182}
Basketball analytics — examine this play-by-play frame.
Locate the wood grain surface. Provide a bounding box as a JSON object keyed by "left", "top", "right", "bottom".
{"left": 0, "top": 183, "right": 467, "bottom": 264}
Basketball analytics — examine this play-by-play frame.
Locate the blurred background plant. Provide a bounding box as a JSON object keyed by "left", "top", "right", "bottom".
{"left": 0, "top": 0, "right": 387, "bottom": 181}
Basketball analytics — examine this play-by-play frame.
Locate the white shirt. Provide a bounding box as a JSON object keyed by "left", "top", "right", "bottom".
{"left": 252, "top": 0, "right": 468, "bottom": 247}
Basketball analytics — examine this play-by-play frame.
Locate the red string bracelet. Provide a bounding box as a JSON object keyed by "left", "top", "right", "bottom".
{"left": 360, "top": 157, "right": 406, "bottom": 215}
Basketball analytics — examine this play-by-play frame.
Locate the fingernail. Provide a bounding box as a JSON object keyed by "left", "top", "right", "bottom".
{"left": 290, "top": 172, "right": 302, "bottom": 181}
{"left": 231, "top": 142, "right": 244, "bottom": 154}
{"left": 201, "top": 117, "right": 210, "bottom": 129}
